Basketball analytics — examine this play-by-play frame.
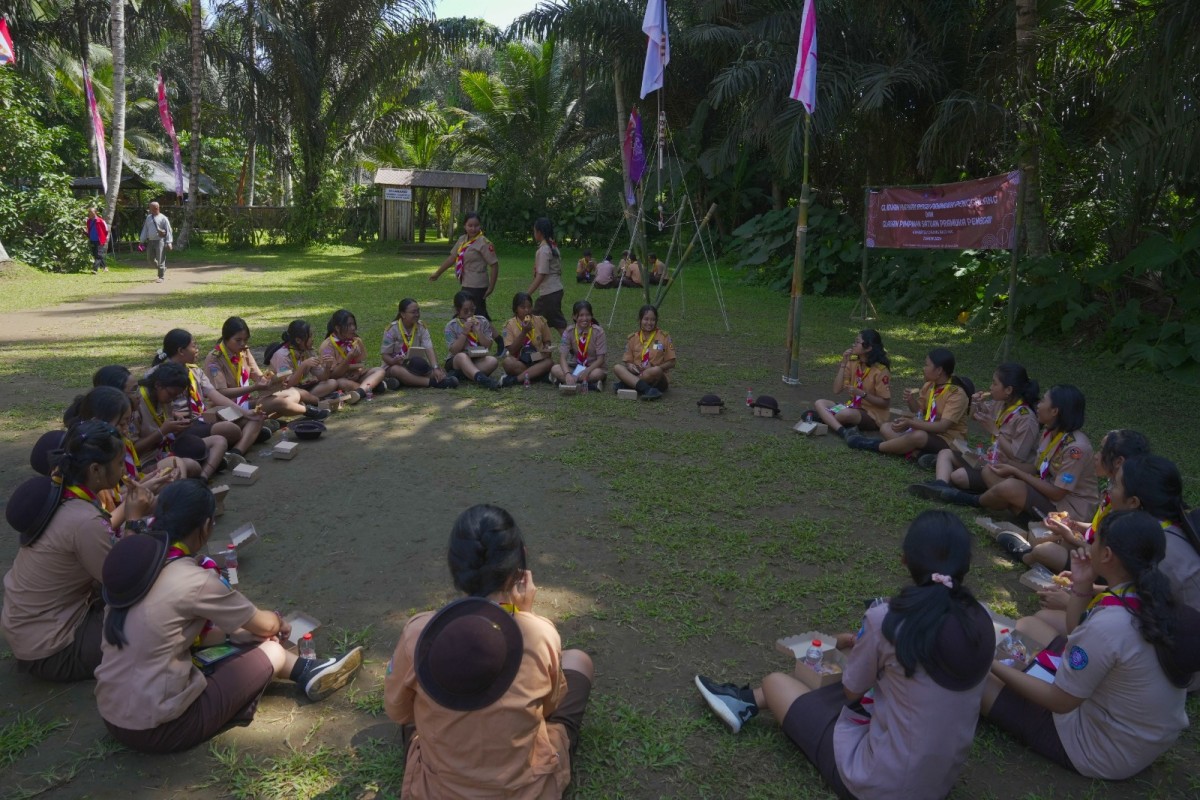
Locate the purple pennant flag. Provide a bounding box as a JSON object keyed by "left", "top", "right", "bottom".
{"left": 623, "top": 108, "right": 648, "bottom": 204}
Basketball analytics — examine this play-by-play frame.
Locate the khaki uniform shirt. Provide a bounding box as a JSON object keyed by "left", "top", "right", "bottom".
{"left": 1041, "top": 430, "right": 1099, "bottom": 519}
{"left": 451, "top": 234, "right": 498, "bottom": 289}
{"left": 445, "top": 316, "right": 497, "bottom": 351}
{"left": 976, "top": 400, "right": 1040, "bottom": 467}
{"left": 384, "top": 609, "right": 572, "bottom": 800}
{"left": 916, "top": 381, "right": 968, "bottom": 446}
{"left": 839, "top": 362, "right": 892, "bottom": 426}
{"left": 94, "top": 558, "right": 257, "bottom": 730}
{"left": 381, "top": 320, "right": 435, "bottom": 362}
{"left": 535, "top": 244, "right": 563, "bottom": 295}
{"left": 203, "top": 346, "right": 263, "bottom": 408}
{"left": 1, "top": 500, "right": 113, "bottom": 660}
{"left": 559, "top": 324, "right": 606, "bottom": 367}
{"left": 503, "top": 315, "right": 556, "bottom": 359}
{"left": 621, "top": 329, "right": 676, "bottom": 369}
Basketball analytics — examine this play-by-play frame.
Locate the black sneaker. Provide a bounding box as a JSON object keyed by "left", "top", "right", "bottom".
{"left": 907, "top": 479, "right": 952, "bottom": 502}
{"left": 500, "top": 374, "right": 520, "bottom": 389}
{"left": 298, "top": 647, "right": 364, "bottom": 701}
{"left": 383, "top": 377, "right": 401, "bottom": 391}
{"left": 997, "top": 531, "right": 1032, "bottom": 562}
{"left": 640, "top": 387, "right": 663, "bottom": 401}
{"left": 256, "top": 427, "right": 274, "bottom": 444}
{"left": 432, "top": 376, "right": 459, "bottom": 389}
{"left": 917, "top": 453, "right": 938, "bottom": 470}
{"left": 694, "top": 675, "right": 758, "bottom": 733}
{"left": 304, "top": 405, "right": 332, "bottom": 421}
{"left": 223, "top": 451, "right": 247, "bottom": 470}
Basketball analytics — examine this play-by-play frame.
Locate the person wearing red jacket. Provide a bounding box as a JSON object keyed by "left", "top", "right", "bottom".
{"left": 86, "top": 207, "right": 109, "bottom": 274}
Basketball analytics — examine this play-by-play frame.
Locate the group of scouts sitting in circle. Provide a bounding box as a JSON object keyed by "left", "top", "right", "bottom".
{"left": 692, "top": 328, "right": 1200, "bottom": 798}
{"left": 3, "top": 301, "right": 1199, "bottom": 796}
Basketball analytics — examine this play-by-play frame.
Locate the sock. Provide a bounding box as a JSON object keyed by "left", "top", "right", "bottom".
{"left": 475, "top": 372, "right": 490, "bottom": 384}
{"left": 289, "top": 657, "right": 312, "bottom": 683}
{"left": 635, "top": 379, "right": 653, "bottom": 394}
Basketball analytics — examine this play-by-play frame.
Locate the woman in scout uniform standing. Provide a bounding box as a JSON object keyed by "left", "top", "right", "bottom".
{"left": 551, "top": 300, "right": 608, "bottom": 391}
{"left": 319, "top": 309, "right": 389, "bottom": 402}
{"left": 153, "top": 329, "right": 265, "bottom": 461}
{"left": 527, "top": 217, "right": 567, "bottom": 333}
{"left": 430, "top": 212, "right": 499, "bottom": 321}
{"left": 982, "top": 511, "right": 1193, "bottom": 781}
{"left": 1, "top": 421, "right": 155, "bottom": 682}
{"left": 846, "top": 347, "right": 972, "bottom": 461}
{"left": 500, "top": 292, "right": 556, "bottom": 385}
{"left": 381, "top": 299, "right": 458, "bottom": 389}
{"left": 444, "top": 291, "right": 507, "bottom": 390}
{"left": 932, "top": 385, "right": 1099, "bottom": 526}
{"left": 612, "top": 304, "right": 675, "bottom": 401}
{"left": 909, "top": 362, "right": 1040, "bottom": 502}
{"left": 203, "top": 317, "right": 328, "bottom": 421}
{"left": 811, "top": 329, "right": 892, "bottom": 439}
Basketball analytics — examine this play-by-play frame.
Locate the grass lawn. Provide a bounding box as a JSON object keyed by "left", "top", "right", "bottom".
{"left": 0, "top": 242, "right": 1198, "bottom": 799}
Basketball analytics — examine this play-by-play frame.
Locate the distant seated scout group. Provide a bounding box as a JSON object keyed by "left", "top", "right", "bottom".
{"left": 3, "top": 274, "right": 1199, "bottom": 797}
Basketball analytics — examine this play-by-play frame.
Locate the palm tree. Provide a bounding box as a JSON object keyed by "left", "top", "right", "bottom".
{"left": 102, "top": 0, "right": 126, "bottom": 227}
{"left": 176, "top": 0, "right": 203, "bottom": 249}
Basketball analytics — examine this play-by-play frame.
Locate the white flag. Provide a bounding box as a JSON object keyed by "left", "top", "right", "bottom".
{"left": 789, "top": 0, "right": 817, "bottom": 113}
{"left": 640, "top": 0, "right": 670, "bottom": 99}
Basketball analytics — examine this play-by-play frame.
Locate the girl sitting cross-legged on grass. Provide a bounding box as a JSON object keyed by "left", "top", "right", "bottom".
{"left": 846, "top": 347, "right": 973, "bottom": 466}
{"left": 551, "top": 300, "right": 608, "bottom": 391}
{"left": 982, "top": 510, "right": 1196, "bottom": 780}
{"left": 319, "top": 309, "right": 390, "bottom": 401}
{"left": 810, "top": 329, "right": 893, "bottom": 439}
{"left": 909, "top": 362, "right": 1041, "bottom": 504}
{"left": 134, "top": 363, "right": 230, "bottom": 481}
{"left": 382, "top": 299, "right": 458, "bottom": 389}
{"left": 695, "top": 509, "right": 995, "bottom": 800}
{"left": 500, "top": 292, "right": 557, "bottom": 385}
{"left": 611, "top": 304, "right": 676, "bottom": 401}
{"left": 94, "top": 480, "right": 364, "bottom": 754}
{"left": 444, "top": 291, "right": 508, "bottom": 390}
{"left": 265, "top": 320, "right": 341, "bottom": 400}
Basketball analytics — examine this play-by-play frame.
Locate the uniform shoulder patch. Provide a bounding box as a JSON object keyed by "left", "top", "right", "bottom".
{"left": 208, "top": 363, "right": 220, "bottom": 375}
{"left": 881, "top": 374, "right": 890, "bottom": 384}
{"left": 1067, "top": 645, "right": 1088, "bottom": 670}
{"left": 1066, "top": 446, "right": 1084, "bottom": 460}
{"left": 487, "top": 243, "right": 495, "bottom": 252}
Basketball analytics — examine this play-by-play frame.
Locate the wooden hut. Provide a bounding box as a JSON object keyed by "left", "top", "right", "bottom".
{"left": 373, "top": 169, "right": 489, "bottom": 243}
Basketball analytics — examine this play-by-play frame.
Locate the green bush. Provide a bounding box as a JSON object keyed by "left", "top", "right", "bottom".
{"left": 0, "top": 69, "right": 91, "bottom": 273}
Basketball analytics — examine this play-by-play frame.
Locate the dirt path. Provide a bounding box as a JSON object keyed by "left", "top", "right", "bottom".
{"left": 0, "top": 263, "right": 253, "bottom": 344}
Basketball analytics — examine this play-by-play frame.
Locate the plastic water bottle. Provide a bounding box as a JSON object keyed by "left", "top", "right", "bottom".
{"left": 580, "top": 378, "right": 589, "bottom": 394}
{"left": 523, "top": 373, "right": 531, "bottom": 389}
{"left": 299, "top": 632, "right": 316, "bottom": 660}
{"left": 997, "top": 629, "right": 1027, "bottom": 667}
{"left": 803, "top": 639, "right": 824, "bottom": 671}
{"left": 224, "top": 544, "right": 239, "bottom": 585}
{"left": 746, "top": 388, "right": 754, "bottom": 407}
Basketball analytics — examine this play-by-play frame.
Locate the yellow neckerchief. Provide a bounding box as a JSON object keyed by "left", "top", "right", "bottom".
{"left": 123, "top": 435, "right": 141, "bottom": 474}
{"left": 398, "top": 320, "right": 418, "bottom": 354}
{"left": 923, "top": 382, "right": 952, "bottom": 421}
{"left": 638, "top": 329, "right": 658, "bottom": 366}
{"left": 849, "top": 365, "right": 871, "bottom": 408}
{"left": 515, "top": 316, "right": 539, "bottom": 348}
{"left": 177, "top": 363, "right": 205, "bottom": 415}
{"left": 575, "top": 325, "right": 593, "bottom": 363}
{"left": 218, "top": 342, "right": 250, "bottom": 388}
{"left": 140, "top": 386, "right": 166, "bottom": 426}
{"left": 457, "top": 316, "right": 481, "bottom": 346}
{"left": 1037, "top": 430, "right": 1068, "bottom": 479}
{"left": 1083, "top": 493, "right": 1111, "bottom": 544}
{"left": 994, "top": 400, "right": 1025, "bottom": 431}
{"left": 328, "top": 335, "right": 359, "bottom": 362}
{"left": 287, "top": 346, "right": 302, "bottom": 372}
{"left": 1084, "top": 583, "right": 1139, "bottom": 617}
{"left": 498, "top": 602, "right": 518, "bottom": 615}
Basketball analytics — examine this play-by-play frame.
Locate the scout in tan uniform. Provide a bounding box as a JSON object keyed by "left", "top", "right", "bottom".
{"left": 319, "top": 309, "right": 388, "bottom": 402}
{"left": 612, "top": 305, "right": 676, "bottom": 401}
{"left": 203, "top": 317, "right": 328, "bottom": 421}
{"left": 647, "top": 254, "right": 670, "bottom": 285}
{"left": 812, "top": 330, "right": 892, "bottom": 438}
{"left": 430, "top": 212, "right": 499, "bottom": 320}
{"left": 95, "top": 480, "right": 363, "bottom": 753}
{"left": 527, "top": 217, "right": 566, "bottom": 332}
{"left": 501, "top": 292, "right": 557, "bottom": 384}
{"left": 551, "top": 300, "right": 607, "bottom": 390}
{"left": 576, "top": 249, "right": 595, "bottom": 283}
{"left": 382, "top": 299, "right": 458, "bottom": 388}
{"left": 846, "top": 347, "right": 972, "bottom": 460}
{"left": 909, "top": 362, "right": 1040, "bottom": 501}
{"left": 932, "top": 385, "right": 1099, "bottom": 529}
{"left": 1, "top": 421, "right": 155, "bottom": 682}
{"left": 445, "top": 291, "right": 507, "bottom": 389}
{"left": 135, "top": 362, "right": 230, "bottom": 478}
{"left": 265, "top": 320, "right": 341, "bottom": 399}
{"left": 619, "top": 251, "right": 643, "bottom": 288}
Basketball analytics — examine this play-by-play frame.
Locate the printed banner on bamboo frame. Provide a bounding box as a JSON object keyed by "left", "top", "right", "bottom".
{"left": 865, "top": 171, "right": 1020, "bottom": 250}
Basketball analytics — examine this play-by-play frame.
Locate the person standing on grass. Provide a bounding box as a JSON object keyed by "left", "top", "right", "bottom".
{"left": 527, "top": 217, "right": 567, "bottom": 334}
{"left": 86, "top": 207, "right": 109, "bottom": 274}
{"left": 694, "top": 510, "right": 994, "bottom": 800}
{"left": 139, "top": 202, "right": 173, "bottom": 283}
{"left": 430, "top": 212, "right": 499, "bottom": 321}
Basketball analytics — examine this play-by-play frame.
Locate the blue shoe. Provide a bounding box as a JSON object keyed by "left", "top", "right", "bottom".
{"left": 694, "top": 674, "right": 758, "bottom": 733}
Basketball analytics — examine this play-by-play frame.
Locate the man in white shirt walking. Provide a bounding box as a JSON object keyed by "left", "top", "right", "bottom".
{"left": 139, "top": 202, "right": 174, "bottom": 283}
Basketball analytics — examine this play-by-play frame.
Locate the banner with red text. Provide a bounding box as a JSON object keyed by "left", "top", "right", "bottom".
{"left": 865, "top": 171, "right": 1020, "bottom": 250}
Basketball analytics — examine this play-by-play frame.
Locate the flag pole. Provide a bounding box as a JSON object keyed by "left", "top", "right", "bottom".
{"left": 783, "top": 111, "right": 812, "bottom": 385}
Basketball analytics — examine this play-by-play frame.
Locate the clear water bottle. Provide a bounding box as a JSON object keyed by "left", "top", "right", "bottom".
{"left": 523, "top": 373, "right": 531, "bottom": 389}
{"left": 299, "top": 631, "right": 316, "bottom": 660}
{"left": 996, "top": 629, "right": 1027, "bottom": 667}
{"left": 580, "top": 378, "right": 589, "bottom": 394}
{"left": 224, "top": 544, "right": 239, "bottom": 585}
{"left": 746, "top": 388, "right": 754, "bottom": 407}
{"left": 803, "top": 639, "right": 824, "bottom": 671}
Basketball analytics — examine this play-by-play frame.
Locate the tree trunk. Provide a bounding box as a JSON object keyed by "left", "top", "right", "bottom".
{"left": 178, "top": 0, "right": 203, "bottom": 250}
{"left": 1015, "top": 0, "right": 1049, "bottom": 256}
{"left": 103, "top": 0, "right": 126, "bottom": 228}
{"left": 245, "top": 0, "right": 257, "bottom": 206}
{"left": 76, "top": 0, "right": 96, "bottom": 174}
{"left": 0, "top": 237, "right": 10, "bottom": 262}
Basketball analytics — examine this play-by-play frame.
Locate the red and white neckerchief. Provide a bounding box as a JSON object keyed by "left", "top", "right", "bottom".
{"left": 575, "top": 326, "right": 592, "bottom": 365}
{"left": 455, "top": 233, "right": 483, "bottom": 282}
{"left": 1036, "top": 430, "right": 1068, "bottom": 480}
{"left": 848, "top": 366, "right": 871, "bottom": 409}
{"left": 217, "top": 342, "right": 251, "bottom": 405}
{"left": 639, "top": 330, "right": 658, "bottom": 367}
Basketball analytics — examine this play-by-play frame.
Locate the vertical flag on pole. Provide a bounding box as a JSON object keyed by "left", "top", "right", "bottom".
{"left": 156, "top": 72, "right": 184, "bottom": 199}
{"left": 622, "top": 108, "right": 648, "bottom": 205}
{"left": 789, "top": 0, "right": 817, "bottom": 112}
{"left": 83, "top": 65, "right": 108, "bottom": 193}
{"left": 639, "top": 0, "right": 669, "bottom": 99}
{"left": 0, "top": 18, "right": 16, "bottom": 66}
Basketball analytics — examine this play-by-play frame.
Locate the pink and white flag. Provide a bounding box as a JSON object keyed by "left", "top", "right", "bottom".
{"left": 639, "top": 0, "right": 670, "bottom": 99}
{"left": 789, "top": 0, "right": 817, "bottom": 113}
{"left": 157, "top": 72, "right": 184, "bottom": 198}
{"left": 84, "top": 64, "right": 107, "bottom": 192}
{"left": 1, "top": 18, "right": 16, "bottom": 66}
